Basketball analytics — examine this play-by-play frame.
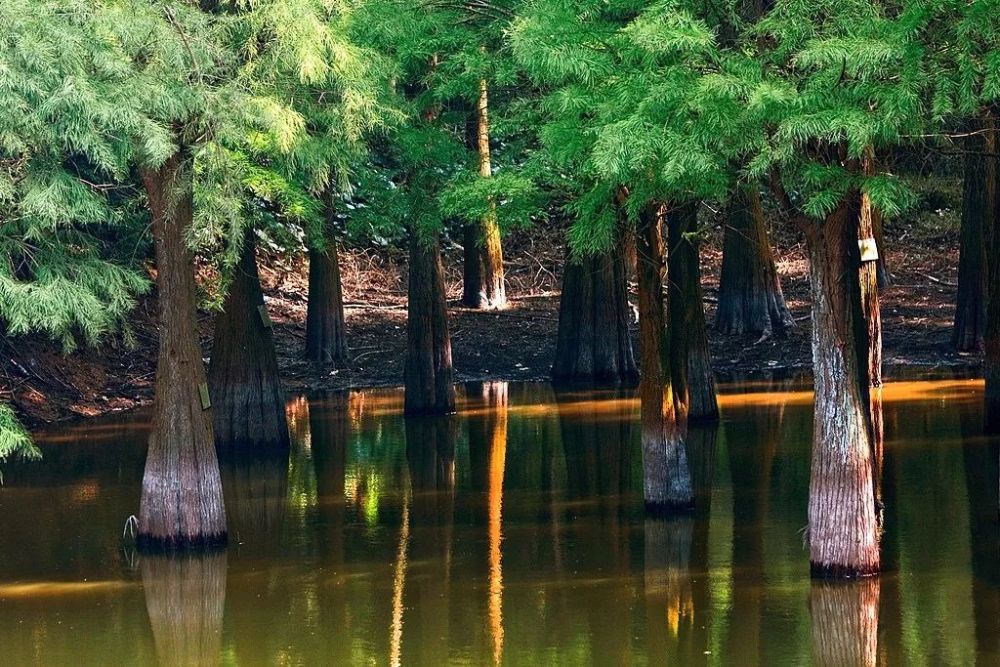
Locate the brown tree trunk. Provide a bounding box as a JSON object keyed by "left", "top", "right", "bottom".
{"left": 953, "top": 128, "right": 993, "bottom": 353}
{"left": 858, "top": 150, "right": 883, "bottom": 388}
{"left": 138, "top": 158, "right": 227, "bottom": 550}
{"left": 551, "top": 238, "right": 638, "bottom": 386}
{"left": 208, "top": 232, "right": 289, "bottom": 452}
{"left": 668, "top": 202, "right": 719, "bottom": 421}
{"left": 461, "top": 79, "right": 506, "bottom": 310}
{"left": 716, "top": 186, "right": 794, "bottom": 337}
{"left": 803, "top": 197, "right": 880, "bottom": 578}
{"left": 637, "top": 203, "right": 693, "bottom": 512}
{"left": 984, "top": 119, "right": 1000, "bottom": 433}
{"left": 462, "top": 220, "right": 484, "bottom": 308}
{"left": 141, "top": 553, "right": 227, "bottom": 667}
{"left": 809, "top": 580, "right": 880, "bottom": 667}
{"left": 405, "top": 232, "right": 456, "bottom": 415}
{"left": 305, "top": 190, "right": 348, "bottom": 364}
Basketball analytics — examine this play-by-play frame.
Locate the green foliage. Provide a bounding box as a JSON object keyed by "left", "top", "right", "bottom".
{"left": 0, "top": 403, "right": 39, "bottom": 466}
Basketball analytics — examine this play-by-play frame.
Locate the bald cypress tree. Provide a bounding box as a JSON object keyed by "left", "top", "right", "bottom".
{"left": 716, "top": 187, "right": 794, "bottom": 338}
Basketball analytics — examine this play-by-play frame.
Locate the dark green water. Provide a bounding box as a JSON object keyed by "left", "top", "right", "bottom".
{"left": 0, "top": 380, "right": 996, "bottom": 665}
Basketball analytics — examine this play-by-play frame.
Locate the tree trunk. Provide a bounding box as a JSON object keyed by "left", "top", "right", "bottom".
{"left": 716, "top": 186, "right": 794, "bottom": 337}
{"left": 208, "top": 232, "right": 289, "bottom": 452}
{"left": 873, "top": 210, "right": 891, "bottom": 289}
{"left": 668, "top": 202, "right": 719, "bottom": 421}
{"left": 953, "top": 129, "right": 993, "bottom": 353}
{"left": 305, "top": 189, "right": 348, "bottom": 364}
{"left": 637, "top": 203, "right": 693, "bottom": 512}
{"left": 461, "top": 79, "right": 506, "bottom": 310}
{"left": 983, "top": 119, "right": 1000, "bottom": 433}
{"left": 404, "top": 232, "right": 456, "bottom": 415}
{"left": 138, "top": 158, "right": 227, "bottom": 550}
{"left": 804, "top": 198, "right": 880, "bottom": 578}
{"left": 551, "top": 238, "right": 638, "bottom": 386}
{"left": 809, "top": 580, "right": 880, "bottom": 667}
{"left": 462, "top": 220, "right": 484, "bottom": 308}
{"left": 858, "top": 150, "right": 883, "bottom": 388}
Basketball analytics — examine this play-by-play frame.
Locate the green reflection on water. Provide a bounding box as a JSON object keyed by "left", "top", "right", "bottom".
{"left": 0, "top": 379, "right": 996, "bottom": 665}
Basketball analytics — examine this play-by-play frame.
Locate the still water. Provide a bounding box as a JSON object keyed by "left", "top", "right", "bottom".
{"left": 0, "top": 380, "right": 997, "bottom": 666}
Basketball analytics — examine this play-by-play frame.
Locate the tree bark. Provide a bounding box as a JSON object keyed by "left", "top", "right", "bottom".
{"left": 551, "top": 237, "right": 638, "bottom": 386}
{"left": 404, "top": 232, "right": 456, "bottom": 415}
{"left": 637, "top": 203, "right": 693, "bottom": 512}
{"left": 809, "top": 580, "right": 880, "bottom": 667}
{"left": 716, "top": 186, "right": 794, "bottom": 337}
{"left": 953, "top": 128, "right": 993, "bottom": 353}
{"left": 208, "top": 232, "right": 289, "bottom": 452}
{"left": 305, "top": 189, "right": 348, "bottom": 365}
{"left": 138, "top": 157, "right": 227, "bottom": 550}
{"left": 803, "top": 197, "right": 880, "bottom": 578}
{"left": 983, "top": 119, "right": 1000, "bottom": 433}
{"left": 461, "top": 79, "right": 506, "bottom": 310}
{"left": 668, "top": 202, "right": 719, "bottom": 421}
{"left": 858, "top": 150, "right": 883, "bottom": 388}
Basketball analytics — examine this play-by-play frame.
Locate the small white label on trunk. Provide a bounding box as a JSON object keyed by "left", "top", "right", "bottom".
{"left": 859, "top": 237, "right": 879, "bottom": 262}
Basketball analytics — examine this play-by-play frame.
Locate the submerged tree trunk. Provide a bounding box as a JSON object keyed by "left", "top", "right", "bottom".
{"left": 953, "top": 129, "right": 994, "bottom": 353}
{"left": 803, "top": 198, "right": 880, "bottom": 578}
{"left": 637, "top": 203, "right": 693, "bottom": 512}
{"left": 208, "top": 232, "right": 289, "bottom": 452}
{"left": 551, "top": 237, "right": 638, "bottom": 386}
{"left": 138, "top": 157, "right": 227, "bottom": 550}
{"left": 461, "top": 79, "right": 506, "bottom": 310}
{"left": 668, "top": 202, "right": 719, "bottom": 421}
{"left": 716, "top": 186, "right": 794, "bottom": 337}
{"left": 405, "top": 232, "right": 456, "bottom": 415}
{"left": 305, "top": 189, "right": 348, "bottom": 365}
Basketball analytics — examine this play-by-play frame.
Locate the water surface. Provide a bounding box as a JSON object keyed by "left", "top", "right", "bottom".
{"left": 0, "top": 379, "right": 997, "bottom": 665}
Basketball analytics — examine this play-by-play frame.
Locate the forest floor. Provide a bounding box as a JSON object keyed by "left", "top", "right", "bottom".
{"left": 3, "top": 181, "right": 976, "bottom": 427}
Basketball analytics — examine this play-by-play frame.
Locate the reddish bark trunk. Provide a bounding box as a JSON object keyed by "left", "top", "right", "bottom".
{"left": 208, "top": 232, "right": 289, "bottom": 452}
{"left": 637, "top": 203, "right": 693, "bottom": 512}
{"left": 858, "top": 151, "right": 883, "bottom": 388}
{"left": 667, "top": 202, "right": 719, "bottom": 421}
{"left": 138, "top": 158, "right": 227, "bottom": 550}
{"left": 804, "top": 198, "right": 880, "bottom": 578}
{"left": 716, "top": 187, "right": 794, "bottom": 337}
{"left": 305, "top": 190, "right": 348, "bottom": 364}
{"left": 404, "top": 232, "right": 456, "bottom": 415}
{"left": 552, "top": 238, "right": 638, "bottom": 386}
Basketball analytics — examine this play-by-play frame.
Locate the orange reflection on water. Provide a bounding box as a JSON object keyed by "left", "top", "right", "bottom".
{"left": 389, "top": 479, "right": 411, "bottom": 667}
{"left": 0, "top": 581, "right": 133, "bottom": 598}
{"left": 487, "top": 383, "right": 508, "bottom": 667}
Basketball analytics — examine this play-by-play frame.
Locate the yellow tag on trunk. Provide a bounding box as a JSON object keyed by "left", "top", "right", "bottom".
{"left": 859, "top": 237, "right": 879, "bottom": 262}
{"left": 199, "top": 383, "right": 212, "bottom": 410}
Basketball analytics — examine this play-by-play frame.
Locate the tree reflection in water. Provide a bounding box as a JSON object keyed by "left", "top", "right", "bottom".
{"left": 643, "top": 422, "right": 716, "bottom": 664}
{"left": 809, "top": 579, "right": 880, "bottom": 667}
{"left": 141, "top": 552, "right": 227, "bottom": 667}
